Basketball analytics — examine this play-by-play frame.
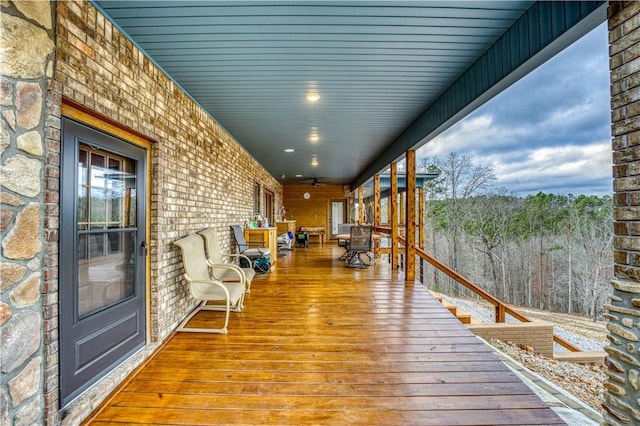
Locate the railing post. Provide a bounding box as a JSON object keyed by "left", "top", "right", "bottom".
{"left": 495, "top": 304, "right": 506, "bottom": 323}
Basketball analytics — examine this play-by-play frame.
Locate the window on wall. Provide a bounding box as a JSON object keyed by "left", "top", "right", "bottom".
{"left": 253, "top": 182, "right": 260, "bottom": 214}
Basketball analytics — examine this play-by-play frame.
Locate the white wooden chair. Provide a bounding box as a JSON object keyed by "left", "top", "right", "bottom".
{"left": 199, "top": 227, "right": 255, "bottom": 293}
{"left": 173, "top": 234, "right": 245, "bottom": 334}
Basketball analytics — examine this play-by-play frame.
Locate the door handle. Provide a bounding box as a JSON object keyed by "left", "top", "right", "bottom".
{"left": 141, "top": 240, "right": 148, "bottom": 256}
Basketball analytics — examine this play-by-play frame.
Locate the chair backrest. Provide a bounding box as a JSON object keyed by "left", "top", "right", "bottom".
{"left": 230, "top": 225, "right": 248, "bottom": 253}
{"left": 199, "top": 227, "right": 223, "bottom": 264}
{"left": 173, "top": 234, "right": 210, "bottom": 282}
{"left": 337, "top": 223, "right": 354, "bottom": 235}
{"left": 350, "top": 225, "right": 372, "bottom": 251}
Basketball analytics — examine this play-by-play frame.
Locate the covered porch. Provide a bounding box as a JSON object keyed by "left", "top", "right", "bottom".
{"left": 87, "top": 244, "right": 564, "bottom": 425}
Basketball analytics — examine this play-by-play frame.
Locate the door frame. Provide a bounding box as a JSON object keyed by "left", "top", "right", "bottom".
{"left": 328, "top": 199, "right": 348, "bottom": 240}
{"left": 60, "top": 101, "right": 153, "bottom": 404}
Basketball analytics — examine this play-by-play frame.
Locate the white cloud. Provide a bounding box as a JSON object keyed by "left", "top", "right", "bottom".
{"left": 418, "top": 22, "right": 612, "bottom": 197}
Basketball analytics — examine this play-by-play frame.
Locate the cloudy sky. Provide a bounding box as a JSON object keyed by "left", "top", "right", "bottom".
{"left": 419, "top": 22, "right": 612, "bottom": 197}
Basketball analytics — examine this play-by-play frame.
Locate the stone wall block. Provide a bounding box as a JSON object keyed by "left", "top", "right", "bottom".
{"left": 0, "top": 302, "right": 11, "bottom": 325}
{"left": 1, "top": 309, "right": 41, "bottom": 373}
{"left": 613, "top": 279, "right": 640, "bottom": 294}
{"left": 0, "top": 209, "right": 12, "bottom": 232}
{"left": 12, "top": 396, "right": 39, "bottom": 426}
{"left": 8, "top": 356, "right": 41, "bottom": 406}
{"left": 630, "top": 369, "right": 640, "bottom": 391}
{"left": 605, "top": 380, "right": 629, "bottom": 397}
{"left": 1, "top": 202, "right": 41, "bottom": 260}
{"left": 16, "top": 131, "right": 43, "bottom": 156}
{"left": 0, "top": 76, "right": 13, "bottom": 106}
{"left": 0, "top": 119, "right": 9, "bottom": 155}
{"left": 0, "top": 262, "right": 26, "bottom": 291}
{"left": 0, "top": 155, "right": 41, "bottom": 197}
{"left": 2, "top": 109, "right": 16, "bottom": 131}
{"left": 9, "top": 272, "right": 41, "bottom": 307}
{"left": 13, "top": 0, "right": 52, "bottom": 29}
{"left": 0, "top": 14, "right": 54, "bottom": 79}
{"left": 607, "top": 304, "right": 640, "bottom": 318}
{"left": 606, "top": 345, "right": 640, "bottom": 367}
{"left": 0, "top": 192, "right": 25, "bottom": 207}
{"left": 15, "top": 81, "right": 42, "bottom": 130}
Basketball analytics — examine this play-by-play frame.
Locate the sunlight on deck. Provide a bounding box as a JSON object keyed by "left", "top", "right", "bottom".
{"left": 88, "top": 243, "right": 563, "bottom": 425}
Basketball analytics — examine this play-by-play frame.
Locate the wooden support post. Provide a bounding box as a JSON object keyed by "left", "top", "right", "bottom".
{"left": 373, "top": 174, "right": 381, "bottom": 258}
{"left": 496, "top": 304, "right": 506, "bottom": 323}
{"left": 390, "top": 162, "right": 399, "bottom": 269}
{"left": 418, "top": 187, "right": 424, "bottom": 250}
{"left": 405, "top": 150, "right": 416, "bottom": 282}
{"left": 358, "top": 186, "right": 364, "bottom": 224}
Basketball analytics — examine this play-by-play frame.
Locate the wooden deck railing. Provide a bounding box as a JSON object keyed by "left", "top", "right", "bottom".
{"left": 391, "top": 235, "right": 581, "bottom": 352}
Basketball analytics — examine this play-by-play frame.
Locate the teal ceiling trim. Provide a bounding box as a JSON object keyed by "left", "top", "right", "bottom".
{"left": 352, "top": 0, "right": 607, "bottom": 190}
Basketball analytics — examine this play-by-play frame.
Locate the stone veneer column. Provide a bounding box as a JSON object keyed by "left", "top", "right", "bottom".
{"left": 607, "top": 2, "right": 640, "bottom": 425}
{"left": 0, "top": 1, "right": 55, "bottom": 425}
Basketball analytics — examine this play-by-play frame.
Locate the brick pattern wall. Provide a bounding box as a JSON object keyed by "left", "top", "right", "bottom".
{"left": 41, "top": 1, "right": 282, "bottom": 424}
{"left": 607, "top": 2, "right": 640, "bottom": 424}
{"left": 466, "top": 323, "right": 554, "bottom": 357}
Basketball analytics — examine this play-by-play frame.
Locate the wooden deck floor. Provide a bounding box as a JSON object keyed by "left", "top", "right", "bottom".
{"left": 88, "top": 243, "right": 564, "bottom": 425}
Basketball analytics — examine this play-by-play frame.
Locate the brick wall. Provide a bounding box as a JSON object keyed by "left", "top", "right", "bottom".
{"left": 467, "top": 322, "right": 554, "bottom": 357}
{"left": 606, "top": 2, "right": 640, "bottom": 424}
{"left": 41, "top": 1, "right": 282, "bottom": 424}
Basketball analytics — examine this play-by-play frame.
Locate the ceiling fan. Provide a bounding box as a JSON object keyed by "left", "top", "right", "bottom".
{"left": 302, "top": 177, "right": 330, "bottom": 187}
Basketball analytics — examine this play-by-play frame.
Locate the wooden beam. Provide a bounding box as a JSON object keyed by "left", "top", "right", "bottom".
{"left": 418, "top": 187, "right": 425, "bottom": 250}
{"left": 405, "top": 150, "right": 416, "bottom": 282}
{"left": 390, "top": 162, "right": 399, "bottom": 270}
{"left": 373, "top": 174, "right": 381, "bottom": 259}
{"left": 358, "top": 186, "right": 364, "bottom": 224}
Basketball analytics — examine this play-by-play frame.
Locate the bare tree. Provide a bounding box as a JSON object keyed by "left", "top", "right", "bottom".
{"left": 437, "top": 153, "right": 495, "bottom": 275}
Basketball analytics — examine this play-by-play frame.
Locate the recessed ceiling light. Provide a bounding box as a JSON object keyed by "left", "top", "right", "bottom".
{"left": 295, "top": 174, "right": 302, "bottom": 178}
{"left": 284, "top": 148, "right": 295, "bottom": 153}
{"left": 306, "top": 92, "right": 320, "bottom": 102}
{"left": 309, "top": 133, "right": 319, "bottom": 142}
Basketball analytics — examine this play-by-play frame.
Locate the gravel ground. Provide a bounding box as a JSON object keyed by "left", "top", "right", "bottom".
{"left": 438, "top": 294, "right": 608, "bottom": 413}
{"left": 490, "top": 338, "right": 607, "bottom": 413}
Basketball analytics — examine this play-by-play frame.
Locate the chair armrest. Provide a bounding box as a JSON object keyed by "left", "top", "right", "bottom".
{"left": 220, "top": 252, "right": 252, "bottom": 267}
{"left": 206, "top": 262, "right": 248, "bottom": 290}
{"left": 182, "top": 276, "right": 231, "bottom": 301}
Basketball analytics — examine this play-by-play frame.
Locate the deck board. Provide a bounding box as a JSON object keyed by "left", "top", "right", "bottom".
{"left": 87, "top": 243, "right": 564, "bottom": 425}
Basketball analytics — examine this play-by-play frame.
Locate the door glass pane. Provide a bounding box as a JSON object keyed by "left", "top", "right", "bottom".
{"left": 78, "top": 144, "right": 138, "bottom": 318}
{"left": 78, "top": 231, "right": 136, "bottom": 317}
{"left": 331, "top": 201, "right": 345, "bottom": 235}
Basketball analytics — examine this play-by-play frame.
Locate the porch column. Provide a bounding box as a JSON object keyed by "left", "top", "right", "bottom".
{"left": 0, "top": 2, "right": 55, "bottom": 424}
{"left": 405, "top": 150, "right": 416, "bottom": 282}
{"left": 418, "top": 187, "right": 425, "bottom": 250}
{"left": 373, "top": 174, "right": 381, "bottom": 258}
{"left": 606, "top": 2, "right": 640, "bottom": 424}
{"left": 358, "top": 186, "right": 364, "bottom": 224}
{"left": 390, "top": 162, "right": 399, "bottom": 269}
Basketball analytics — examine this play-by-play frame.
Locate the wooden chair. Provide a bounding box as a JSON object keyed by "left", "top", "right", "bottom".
{"left": 173, "top": 234, "right": 245, "bottom": 334}
{"left": 198, "top": 227, "right": 255, "bottom": 293}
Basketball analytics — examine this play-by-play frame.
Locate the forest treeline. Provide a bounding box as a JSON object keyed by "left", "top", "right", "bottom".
{"left": 415, "top": 153, "right": 613, "bottom": 319}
